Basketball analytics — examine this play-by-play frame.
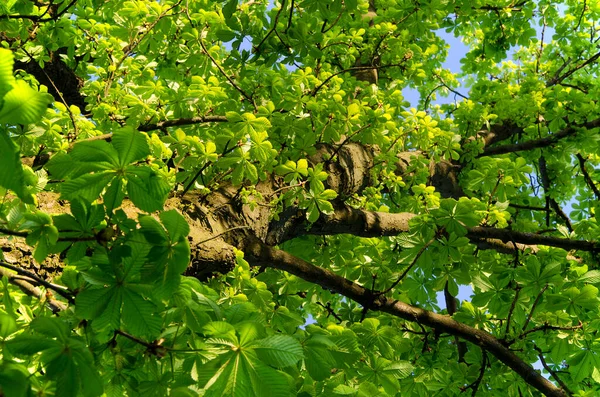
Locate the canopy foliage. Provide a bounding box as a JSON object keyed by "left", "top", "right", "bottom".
{"left": 1, "top": 0, "right": 600, "bottom": 396}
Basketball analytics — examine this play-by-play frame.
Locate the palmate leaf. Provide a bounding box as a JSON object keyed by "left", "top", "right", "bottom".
{"left": 7, "top": 330, "right": 102, "bottom": 397}
{"left": 6, "top": 335, "right": 58, "bottom": 356}
{"left": 0, "top": 313, "right": 17, "bottom": 338}
{"left": 0, "top": 80, "right": 53, "bottom": 124}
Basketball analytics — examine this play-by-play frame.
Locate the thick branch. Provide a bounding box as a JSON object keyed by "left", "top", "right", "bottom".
{"left": 465, "top": 226, "right": 597, "bottom": 252}
{"left": 243, "top": 238, "right": 568, "bottom": 397}
{"left": 138, "top": 115, "right": 229, "bottom": 132}
{"left": 480, "top": 117, "right": 600, "bottom": 157}
{"left": 283, "top": 207, "right": 599, "bottom": 253}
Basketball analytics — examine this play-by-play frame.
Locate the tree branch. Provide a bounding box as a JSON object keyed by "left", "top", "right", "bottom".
{"left": 0, "top": 261, "right": 75, "bottom": 303}
{"left": 243, "top": 238, "right": 568, "bottom": 397}
{"left": 522, "top": 284, "right": 548, "bottom": 332}
{"left": 311, "top": 63, "right": 407, "bottom": 96}
{"left": 538, "top": 156, "right": 573, "bottom": 232}
{"left": 517, "top": 322, "right": 583, "bottom": 342}
{"left": 547, "top": 49, "right": 600, "bottom": 87}
{"left": 0, "top": 267, "right": 67, "bottom": 313}
{"left": 480, "top": 117, "right": 600, "bottom": 157}
{"left": 576, "top": 153, "right": 600, "bottom": 200}
{"left": 0, "top": 0, "right": 78, "bottom": 21}
{"left": 281, "top": 206, "right": 599, "bottom": 253}
{"left": 533, "top": 345, "right": 574, "bottom": 396}
{"left": 138, "top": 115, "right": 229, "bottom": 132}
{"left": 199, "top": 34, "right": 256, "bottom": 109}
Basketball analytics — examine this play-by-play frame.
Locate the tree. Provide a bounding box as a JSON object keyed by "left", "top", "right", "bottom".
{"left": 0, "top": 0, "right": 599, "bottom": 395}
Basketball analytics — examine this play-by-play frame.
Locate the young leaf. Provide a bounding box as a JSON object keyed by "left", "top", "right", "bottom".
{"left": 0, "top": 80, "right": 53, "bottom": 124}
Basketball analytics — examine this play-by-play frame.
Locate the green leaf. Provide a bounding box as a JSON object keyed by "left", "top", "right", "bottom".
{"left": 222, "top": 0, "right": 238, "bottom": 20}
{"left": 61, "top": 172, "right": 116, "bottom": 202}
{"left": 303, "top": 335, "right": 338, "bottom": 381}
{"left": 122, "top": 289, "right": 161, "bottom": 337}
{"left": 70, "top": 140, "right": 120, "bottom": 166}
{"left": 253, "top": 335, "right": 304, "bottom": 368}
{"left": 0, "top": 48, "right": 15, "bottom": 98}
{"left": 125, "top": 167, "right": 170, "bottom": 212}
{"left": 76, "top": 286, "right": 121, "bottom": 330}
{"left": 0, "top": 313, "right": 17, "bottom": 338}
{"left": 6, "top": 336, "right": 58, "bottom": 356}
{"left": 30, "top": 317, "right": 69, "bottom": 340}
{"left": 580, "top": 270, "right": 600, "bottom": 284}
{"left": 200, "top": 350, "right": 291, "bottom": 397}
{"left": 0, "top": 132, "right": 32, "bottom": 203}
{"left": 0, "top": 364, "right": 30, "bottom": 397}
{"left": 112, "top": 127, "right": 150, "bottom": 166}
{"left": 160, "top": 209, "right": 190, "bottom": 242}
{"left": 0, "top": 80, "right": 53, "bottom": 124}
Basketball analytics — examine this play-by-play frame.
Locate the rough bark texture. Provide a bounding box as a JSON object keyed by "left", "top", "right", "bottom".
{"left": 4, "top": 134, "right": 584, "bottom": 397}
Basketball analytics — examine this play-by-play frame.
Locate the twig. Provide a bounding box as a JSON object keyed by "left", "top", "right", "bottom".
{"left": 267, "top": 182, "right": 305, "bottom": 198}
{"left": 321, "top": 11, "right": 343, "bottom": 34}
{"left": 0, "top": 226, "right": 96, "bottom": 242}
{"left": 519, "top": 322, "right": 582, "bottom": 341}
{"left": 254, "top": 0, "right": 287, "bottom": 53}
{"left": 504, "top": 284, "right": 521, "bottom": 338}
{"left": 508, "top": 203, "right": 547, "bottom": 211}
{"left": 574, "top": 0, "right": 587, "bottom": 32}
{"left": 139, "top": 115, "right": 229, "bottom": 131}
{"left": 522, "top": 284, "right": 548, "bottom": 332}
{"left": 378, "top": 237, "right": 436, "bottom": 295}
{"left": 0, "top": 266, "right": 66, "bottom": 313}
{"left": 538, "top": 156, "right": 573, "bottom": 232}
{"left": 445, "top": 281, "right": 467, "bottom": 362}
{"left": 283, "top": 0, "right": 294, "bottom": 33}
{"left": 181, "top": 142, "right": 239, "bottom": 196}
{"left": 329, "top": 123, "right": 372, "bottom": 160}
{"left": 21, "top": 48, "right": 78, "bottom": 138}
{"left": 0, "top": 227, "right": 28, "bottom": 238}
{"left": 480, "top": 116, "right": 600, "bottom": 157}
{"left": 316, "top": 301, "right": 343, "bottom": 323}
{"left": 199, "top": 34, "right": 256, "bottom": 109}
{"left": 311, "top": 63, "right": 407, "bottom": 96}
{"left": 104, "top": 0, "right": 183, "bottom": 96}
{"left": 0, "top": 261, "right": 74, "bottom": 303}
{"left": 114, "top": 330, "right": 168, "bottom": 357}
{"left": 547, "top": 49, "right": 600, "bottom": 87}
{"left": 461, "top": 350, "right": 488, "bottom": 396}
{"left": 576, "top": 153, "right": 600, "bottom": 199}
{"left": 533, "top": 345, "right": 574, "bottom": 396}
